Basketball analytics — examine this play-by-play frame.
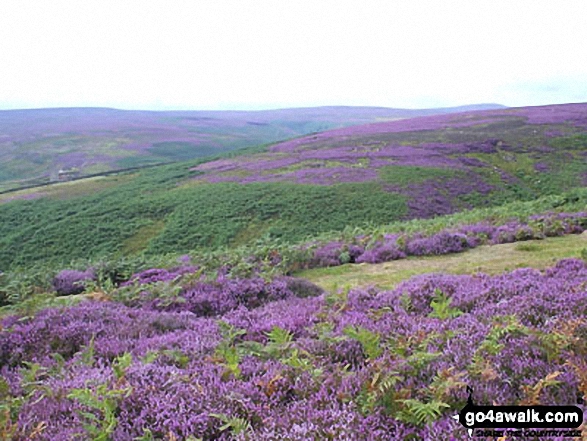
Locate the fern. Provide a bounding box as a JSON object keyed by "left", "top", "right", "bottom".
{"left": 343, "top": 326, "right": 382, "bottom": 360}
{"left": 68, "top": 383, "right": 132, "bottom": 441}
{"left": 1, "top": 362, "right": 55, "bottom": 438}
{"left": 520, "top": 371, "right": 562, "bottom": 405}
{"left": 214, "top": 321, "right": 247, "bottom": 379}
{"left": 388, "top": 331, "right": 441, "bottom": 371}
{"left": 139, "top": 350, "right": 160, "bottom": 365}
{"left": 217, "top": 320, "right": 246, "bottom": 342}
{"left": 565, "top": 359, "right": 587, "bottom": 405}
{"left": 20, "top": 362, "right": 44, "bottom": 389}
{"left": 215, "top": 344, "right": 241, "bottom": 379}
{"left": 236, "top": 340, "right": 266, "bottom": 358}
{"left": 282, "top": 348, "right": 323, "bottom": 377}
{"left": 325, "top": 284, "right": 351, "bottom": 312}
{"left": 396, "top": 399, "right": 450, "bottom": 426}
{"left": 399, "top": 292, "right": 412, "bottom": 312}
{"left": 79, "top": 334, "right": 96, "bottom": 367}
{"left": 112, "top": 352, "right": 133, "bottom": 381}
{"left": 162, "top": 349, "right": 190, "bottom": 368}
{"left": 367, "top": 306, "right": 393, "bottom": 320}
{"left": 428, "top": 289, "right": 462, "bottom": 320}
{"left": 471, "top": 315, "right": 530, "bottom": 376}
{"left": 537, "top": 318, "right": 585, "bottom": 362}
{"left": 266, "top": 326, "right": 293, "bottom": 346}
{"left": 0, "top": 378, "right": 18, "bottom": 439}
{"left": 356, "top": 370, "right": 402, "bottom": 414}
{"left": 426, "top": 367, "right": 467, "bottom": 403}
{"left": 210, "top": 413, "right": 252, "bottom": 436}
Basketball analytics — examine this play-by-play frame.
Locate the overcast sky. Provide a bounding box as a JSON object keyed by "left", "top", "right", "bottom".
{"left": 1, "top": 0, "right": 586, "bottom": 111}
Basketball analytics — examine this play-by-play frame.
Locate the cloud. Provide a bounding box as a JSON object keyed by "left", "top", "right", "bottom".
{"left": 0, "top": 0, "right": 586, "bottom": 110}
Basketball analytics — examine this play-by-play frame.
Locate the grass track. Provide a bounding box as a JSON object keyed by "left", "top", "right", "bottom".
{"left": 297, "top": 233, "right": 587, "bottom": 292}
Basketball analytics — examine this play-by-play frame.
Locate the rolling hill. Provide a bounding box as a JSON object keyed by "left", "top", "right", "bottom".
{"left": 0, "top": 102, "right": 585, "bottom": 270}
{"left": 192, "top": 102, "right": 587, "bottom": 218}
{"left": 0, "top": 104, "right": 504, "bottom": 192}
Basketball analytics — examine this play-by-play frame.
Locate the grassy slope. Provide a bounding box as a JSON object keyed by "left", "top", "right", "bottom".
{"left": 192, "top": 106, "right": 587, "bottom": 206}
{"left": 298, "top": 233, "right": 587, "bottom": 292}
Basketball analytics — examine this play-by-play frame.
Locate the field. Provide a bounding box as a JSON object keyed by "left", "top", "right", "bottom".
{"left": 0, "top": 103, "right": 586, "bottom": 440}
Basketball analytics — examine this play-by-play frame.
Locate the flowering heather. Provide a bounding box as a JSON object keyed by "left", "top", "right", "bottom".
{"left": 312, "top": 242, "right": 366, "bottom": 267}
{"left": 188, "top": 103, "right": 587, "bottom": 224}
{"left": 308, "top": 211, "right": 587, "bottom": 269}
{"left": 405, "top": 231, "right": 472, "bottom": 256}
{"left": 120, "top": 265, "right": 198, "bottom": 286}
{"left": 268, "top": 114, "right": 516, "bottom": 152}
{"left": 268, "top": 103, "right": 587, "bottom": 151}
{"left": 1, "top": 259, "right": 587, "bottom": 439}
{"left": 52, "top": 269, "right": 96, "bottom": 296}
{"left": 512, "top": 102, "right": 587, "bottom": 127}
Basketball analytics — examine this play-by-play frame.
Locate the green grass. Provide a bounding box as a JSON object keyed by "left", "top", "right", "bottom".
{"left": 148, "top": 142, "right": 223, "bottom": 161}
{"left": 378, "top": 166, "right": 459, "bottom": 186}
{"left": 298, "top": 233, "right": 587, "bottom": 292}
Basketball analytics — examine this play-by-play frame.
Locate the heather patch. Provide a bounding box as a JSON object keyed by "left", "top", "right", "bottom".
{"left": 304, "top": 211, "right": 587, "bottom": 270}
{"left": 52, "top": 269, "right": 96, "bottom": 296}
{"left": 1, "top": 259, "right": 586, "bottom": 439}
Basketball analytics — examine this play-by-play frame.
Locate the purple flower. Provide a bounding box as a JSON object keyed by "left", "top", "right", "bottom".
{"left": 52, "top": 269, "right": 96, "bottom": 296}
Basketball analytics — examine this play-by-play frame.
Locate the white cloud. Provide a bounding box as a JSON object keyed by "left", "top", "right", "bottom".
{"left": 0, "top": 0, "right": 586, "bottom": 110}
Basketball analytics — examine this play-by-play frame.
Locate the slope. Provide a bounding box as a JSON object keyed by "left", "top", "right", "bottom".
{"left": 0, "top": 103, "right": 585, "bottom": 270}
{"left": 0, "top": 104, "right": 504, "bottom": 192}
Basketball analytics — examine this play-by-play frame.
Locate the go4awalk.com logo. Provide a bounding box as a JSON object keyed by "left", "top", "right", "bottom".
{"left": 453, "top": 387, "right": 584, "bottom": 438}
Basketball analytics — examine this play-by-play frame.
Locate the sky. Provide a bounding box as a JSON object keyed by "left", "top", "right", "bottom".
{"left": 1, "top": 0, "right": 586, "bottom": 111}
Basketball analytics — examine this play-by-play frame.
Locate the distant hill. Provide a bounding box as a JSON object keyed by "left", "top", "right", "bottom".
{"left": 2, "top": 102, "right": 585, "bottom": 270}
{"left": 0, "top": 104, "right": 504, "bottom": 191}
{"left": 193, "top": 102, "right": 587, "bottom": 218}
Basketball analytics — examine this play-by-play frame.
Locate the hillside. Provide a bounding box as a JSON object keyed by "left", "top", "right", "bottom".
{"left": 0, "top": 142, "right": 586, "bottom": 439}
{"left": 0, "top": 103, "right": 585, "bottom": 270}
{"left": 1, "top": 213, "right": 587, "bottom": 439}
{"left": 0, "top": 104, "right": 503, "bottom": 192}
{"left": 193, "top": 102, "right": 587, "bottom": 218}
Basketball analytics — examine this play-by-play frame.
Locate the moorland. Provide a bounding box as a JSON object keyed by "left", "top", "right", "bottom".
{"left": 0, "top": 102, "right": 586, "bottom": 440}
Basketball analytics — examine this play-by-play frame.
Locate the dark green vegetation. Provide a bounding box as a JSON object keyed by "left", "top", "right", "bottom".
{"left": 0, "top": 160, "right": 406, "bottom": 269}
